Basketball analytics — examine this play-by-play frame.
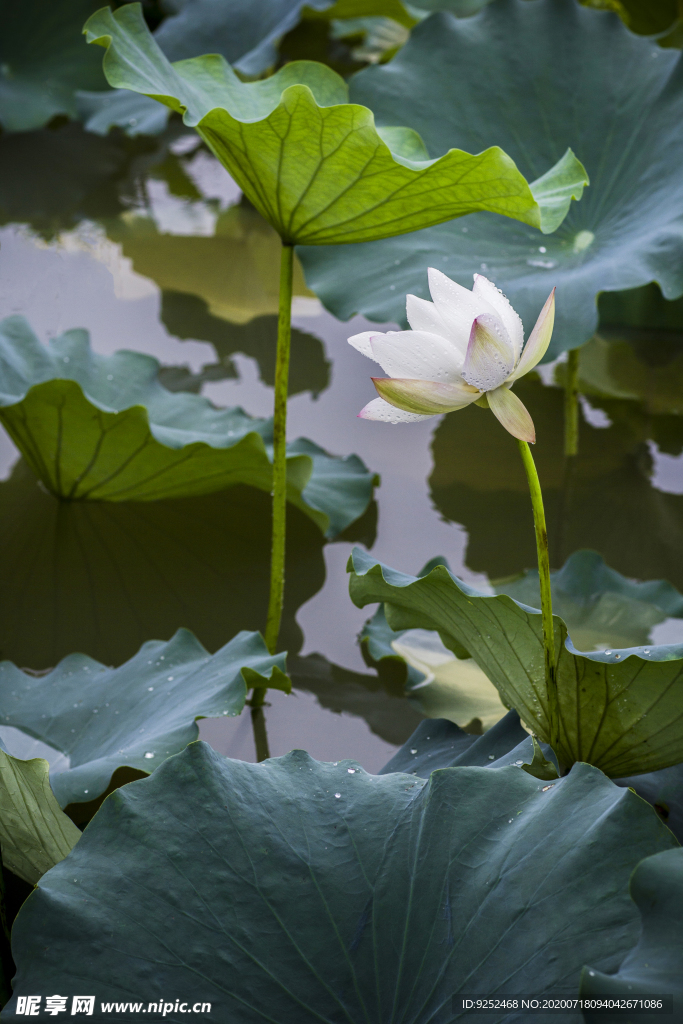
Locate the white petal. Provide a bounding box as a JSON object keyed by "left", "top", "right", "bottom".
{"left": 461, "top": 314, "right": 516, "bottom": 392}
{"left": 372, "top": 377, "right": 480, "bottom": 414}
{"left": 406, "top": 294, "right": 453, "bottom": 344}
{"left": 508, "top": 289, "right": 556, "bottom": 382}
{"left": 358, "top": 396, "right": 433, "bottom": 423}
{"left": 472, "top": 274, "right": 524, "bottom": 363}
{"left": 427, "top": 267, "right": 497, "bottom": 351}
{"left": 348, "top": 330, "right": 388, "bottom": 361}
{"left": 370, "top": 330, "right": 464, "bottom": 382}
{"left": 487, "top": 386, "right": 536, "bottom": 442}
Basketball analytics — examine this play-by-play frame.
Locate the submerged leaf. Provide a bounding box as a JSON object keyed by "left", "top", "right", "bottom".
{"left": 0, "top": 751, "right": 81, "bottom": 884}
{"left": 349, "top": 548, "right": 683, "bottom": 777}
{"left": 84, "top": 3, "right": 586, "bottom": 244}
{"left": 0, "top": 317, "right": 376, "bottom": 536}
{"left": 300, "top": 0, "right": 683, "bottom": 357}
{"left": 6, "top": 743, "right": 675, "bottom": 1016}
{"left": 0, "top": 629, "right": 286, "bottom": 810}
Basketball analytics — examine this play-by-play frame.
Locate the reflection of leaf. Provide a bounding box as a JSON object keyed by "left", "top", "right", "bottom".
{"left": 7, "top": 742, "right": 675, "bottom": 1015}
{"left": 581, "top": 848, "right": 683, "bottom": 1018}
{"left": 300, "top": 0, "right": 683, "bottom": 357}
{"left": 155, "top": 0, "right": 335, "bottom": 75}
{"left": 0, "top": 0, "right": 106, "bottom": 132}
{"left": 110, "top": 205, "right": 315, "bottom": 323}
{"left": 349, "top": 547, "right": 683, "bottom": 777}
{"left": 0, "top": 318, "right": 375, "bottom": 535}
{"left": 0, "top": 629, "right": 286, "bottom": 810}
{"left": 0, "top": 460, "right": 325, "bottom": 668}
{"left": 161, "top": 291, "right": 330, "bottom": 397}
{"left": 76, "top": 88, "right": 170, "bottom": 137}
{"left": 430, "top": 375, "right": 683, "bottom": 587}
{"left": 85, "top": 3, "right": 586, "bottom": 244}
{"left": 288, "top": 653, "right": 424, "bottom": 746}
{"left": 0, "top": 751, "right": 80, "bottom": 884}
{"left": 573, "top": 335, "right": 683, "bottom": 417}
{"left": 0, "top": 123, "right": 139, "bottom": 236}
{"left": 495, "top": 550, "right": 683, "bottom": 653}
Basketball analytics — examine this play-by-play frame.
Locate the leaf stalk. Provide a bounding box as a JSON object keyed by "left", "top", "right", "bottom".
{"left": 564, "top": 347, "right": 580, "bottom": 458}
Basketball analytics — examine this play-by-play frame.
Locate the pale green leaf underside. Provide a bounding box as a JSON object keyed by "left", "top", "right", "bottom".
{"left": 349, "top": 548, "right": 683, "bottom": 777}
{"left": 5, "top": 743, "right": 675, "bottom": 1017}
{"left": 0, "top": 317, "right": 376, "bottom": 537}
{"left": 0, "top": 628, "right": 286, "bottom": 809}
{"left": 0, "top": 750, "right": 80, "bottom": 884}
{"left": 83, "top": 3, "right": 587, "bottom": 243}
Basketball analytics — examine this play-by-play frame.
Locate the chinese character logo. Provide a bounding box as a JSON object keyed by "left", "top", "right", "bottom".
{"left": 45, "top": 996, "right": 69, "bottom": 1016}
{"left": 71, "top": 997, "right": 95, "bottom": 1016}
{"left": 16, "top": 996, "right": 41, "bottom": 1015}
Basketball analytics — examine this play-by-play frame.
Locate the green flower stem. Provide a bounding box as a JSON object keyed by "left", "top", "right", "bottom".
{"left": 250, "top": 242, "right": 294, "bottom": 763}
{"left": 564, "top": 348, "right": 580, "bottom": 458}
{"left": 517, "top": 440, "right": 563, "bottom": 765}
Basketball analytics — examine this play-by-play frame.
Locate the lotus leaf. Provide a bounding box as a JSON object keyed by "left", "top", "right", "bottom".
{"left": 155, "top": 0, "right": 335, "bottom": 76}
{"left": 77, "top": 88, "right": 171, "bottom": 137}
{"left": 0, "top": 317, "right": 375, "bottom": 535}
{"left": 0, "top": 0, "right": 107, "bottom": 132}
{"left": 349, "top": 547, "right": 683, "bottom": 777}
{"left": 160, "top": 293, "right": 331, "bottom": 397}
{"left": 299, "top": 0, "right": 683, "bottom": 358}
{"left": 0, "top": 750, "right": 81, "bottom": 885}
{"left": 0, "top": 460, "right": 327, "bottom": 668}
{"left": 581, "top": 849, "right": 683, "bottom": 1017}
{"left": 109, "top": 206, "right": 316, "bottom": 325}
{"left": 0, "top": 628, "right": 286, "bottom": 811}
{"left": 383, "top": 710, "right": 683, "bottom": 839}
{"left": 5, "top": 742, "right": 676, "bottom": 1019}
{"left": 429, "top": 374, "right": 683, "bottom": 586}
{"left": 84, "top": 3, "right": 587, "bottom": 246}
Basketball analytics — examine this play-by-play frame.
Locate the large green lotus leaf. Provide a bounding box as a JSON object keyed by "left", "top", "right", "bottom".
{"left": 0, "top": 629, "right": 286, "bottom": 811}
{"left": 108, "top": 205, "right": 316, "bottom": 324}
{"left": 581, "top": 849, "right": 683, "bottom": 1018}
{"left": 160, "top": 291, "right": 330, "bottom": 398}
{"left": 349, "top": 547, "right": 683, "bottom": 777}
{"left": 0, "top": 460, "right": 326, "bottom": 668}
{"left": 5, "top": 742, "right": 676, "bottom": 1019}
{"left": 0, "top": 750, "right": 81, "bottom": 885}
{"left": 76, "top": 88, "right": 171, "bottom": 138}
{"left": 0, "top": 317, "right": 375, "bottom": 535}
{"left": 299, "top": 0, "right": 683, "bottom": 358}
{"left": 0, "top": 0, "right": 107, "bottom": 132}
{"left": 84, "top": 3, "right": 587, "bottom": 245}
{"left": 429, "top": 375, "right": 683, "bottom": 586}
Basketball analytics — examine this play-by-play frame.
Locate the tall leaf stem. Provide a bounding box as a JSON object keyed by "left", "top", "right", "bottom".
{"left": 250, "top": 242, "right": 294, "bottom": 763}
{"left": 564, "top": 348, "right": 580, "bottom": 458}
{"left": 517, "top": 440, "right": 562, "bottom": 760}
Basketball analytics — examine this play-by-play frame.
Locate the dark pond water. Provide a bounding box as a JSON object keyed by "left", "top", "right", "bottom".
{"left": 2, "top": 121, "right": 683, "bottom": 772}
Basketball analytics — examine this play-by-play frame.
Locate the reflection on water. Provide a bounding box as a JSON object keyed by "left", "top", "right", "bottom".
{"left": 430, "top": 373, "right": 683, "bottom": 590}
{"left": 2, "top": 124, "right": 683, "bottom": 768}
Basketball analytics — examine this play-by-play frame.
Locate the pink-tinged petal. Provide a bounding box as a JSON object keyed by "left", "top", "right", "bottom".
{"left": 372, "top": 377, "right": 480, "bottom": 416}
{"left": 358, "top": 397, "right": 433, "bottom": 423}
{"left": 427, "top": 268, "right": 497, "bottom": 351}
{"left": 348, "top": 330, "right": 388, "bottom": 361}
{"left": 487, "top": 386, "right": 536, "bottom": 443}
{"left": 472, "top": 274, "right": 524, "bottom": 363}
{"left": 461, "top": 313, "right": 516, "bottom": 392}
{"left": 370, "top": 329, "right": 464, "bottom": 382}
{"left": 406, "top": 294, "right": 454, "bottom": 345}
{"left": 508, "top": 289, "right": 556, "bottom": 381}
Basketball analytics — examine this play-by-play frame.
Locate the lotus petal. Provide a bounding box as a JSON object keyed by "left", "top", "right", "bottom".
{"left": 405, "top": 293, "right": 454, "bottom": 346}
{"left": 472, "top": 274, "right": 524, "bottom": 363}
{"left": 427, "top": 268, "right": 498, "bottom": 350}
{"left": 461, "top": 313, "right": 516, "bottom": 392}
{"left": 487, "top": 385, "right": 536, "bottom": 443}
{"left": 509, "top": 289, "right": 556, "bottom": 381}
{"left": 348, "top": 330, "right": 386, "bottom": 360}
{"left": 358, "top": 397, "right": 433, "bottom": 423}
{"left": 370, "top": 329, "right": 464, "bottom": 381}
{"left": 372, "top": 377, "right": 479, "bottom": 416}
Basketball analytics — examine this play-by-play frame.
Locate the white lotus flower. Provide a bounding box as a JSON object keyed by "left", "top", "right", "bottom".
{"left": 348, "top": 269, "right": 555, "bottom": 443}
